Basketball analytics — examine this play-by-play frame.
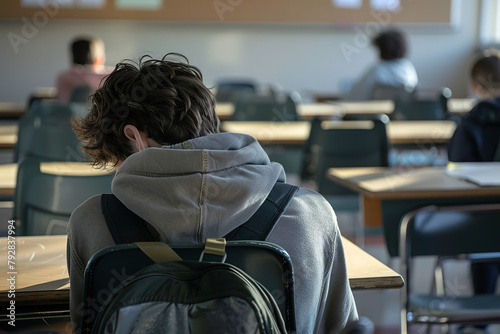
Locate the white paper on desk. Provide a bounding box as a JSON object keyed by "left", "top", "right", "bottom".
{"left": 446, "top": 162, "right": 500, "bottom": 186}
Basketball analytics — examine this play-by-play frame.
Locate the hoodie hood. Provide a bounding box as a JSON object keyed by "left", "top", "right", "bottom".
{"left": 468, "top": 97, "right": 500, "bottom": 124}
{"left": 112, "top": 132, "right": 286, "bottom": 243}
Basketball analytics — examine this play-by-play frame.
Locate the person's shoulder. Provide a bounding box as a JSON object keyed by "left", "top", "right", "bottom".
{"left": 68, "top": 194, "right": 103, "bottom": 234}
{"left": 466, "top": 98, "right": 500, "bottom": 123}
{"left": 287, "top": 186, "right": 335, "bottom": 222}
{"left": 67, "top": 194, "right": 114, "bottom": 268}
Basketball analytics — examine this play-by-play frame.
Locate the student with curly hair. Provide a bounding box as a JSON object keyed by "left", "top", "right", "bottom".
{"left": 67, "top": 53, "right": 358, "bottom": 333}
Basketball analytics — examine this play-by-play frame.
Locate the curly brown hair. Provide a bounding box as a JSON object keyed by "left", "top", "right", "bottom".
{"left": 72, "top": 53, "right": 220, "bottom": 168}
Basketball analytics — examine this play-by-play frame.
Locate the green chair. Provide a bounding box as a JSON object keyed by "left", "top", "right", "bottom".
{"left": 231, "top": 94, "right": 300, "bottom": 122}
{"left": 82, "top": 240, "right": 295, "bottom": 333}
{"left": 391, "top": 87, "right": 451, "bottom": 121}
{"left": 399, "top": 204, "right": 500, "bottom": 334}
{"left": 12, "top": 157, "right": 114, "bottom": 235}
{"left": 14, "top": 101, "right": 87, "bottom": 163}
{"left": 215, "top": 80, "right": 257, "bottom": 103}
{"left": 315, "top": 119, "right": 390, "bottom": 198}
{"left": 70, "top": 85, "right": 92, "bottom": 104}
{"left": 371, "top": 83, "right": 415, "bottom": 101}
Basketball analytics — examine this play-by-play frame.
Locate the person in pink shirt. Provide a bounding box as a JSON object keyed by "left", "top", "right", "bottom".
{"left": 56, "top": 36, "right": 108, "bottom": 104}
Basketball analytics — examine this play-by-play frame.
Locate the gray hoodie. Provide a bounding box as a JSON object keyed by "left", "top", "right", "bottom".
{"left": 67, "top": 132, "right": 358, "bottom": 333}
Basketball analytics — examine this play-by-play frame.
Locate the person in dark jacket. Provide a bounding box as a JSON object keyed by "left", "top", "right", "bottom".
{"left": 447, "top": 50, "right": 500, "bottom": 333}
{"left": 448, "top": 51, "right": 500, "bottom": 162}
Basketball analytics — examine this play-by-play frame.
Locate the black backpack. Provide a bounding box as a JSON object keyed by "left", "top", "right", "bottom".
{"left": 87, "top": 182, "right": 298, "bottom": 334}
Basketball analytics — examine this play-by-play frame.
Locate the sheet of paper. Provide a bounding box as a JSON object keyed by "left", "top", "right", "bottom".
{"left": 332, "top": 0, "right": 362, "bottom": 9}
{"left": 445, "top": 162, "right": 500, "bottom": 186}
{"left": 370, "top": 0, "right": 400, "bottom": 11}
{"left": 115, "top": 0, "right": 161, "bottom": 9}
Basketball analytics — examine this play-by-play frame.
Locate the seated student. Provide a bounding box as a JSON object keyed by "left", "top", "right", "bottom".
{"left": 67, "top": 53, "right": 358, "bottom": 333}
{"left": 346, "top": 28, "right": 418, "bottom": 101}
{"left": 448, "top": 50, "right": 500, "bottom": 162}
{"left": 56, "top": 36, "right": 108, "bottom": 104}
{"left": 447, "top": 49, "right": 500, "bottom": 333}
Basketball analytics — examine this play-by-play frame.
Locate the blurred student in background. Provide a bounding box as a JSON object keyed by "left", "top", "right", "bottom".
{"left": 56, "top": 36, "right": 108, "bottom": 104}
{"left": 448, "top": 50, "right": 500, "bottom": 162}
{"left": 346, "top": 28, "right": 418, "bottom": 100}
{"left": 447, "top": 49, "right": 500, "bottom": 334}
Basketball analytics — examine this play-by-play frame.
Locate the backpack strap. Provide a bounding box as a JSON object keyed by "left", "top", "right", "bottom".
{"left": 101, "top": 182, "right": 299, "bottom": 244}
{"left": 101, "top": 194, "right": 156, "bottom": 244}
{"left": 223, "top": 182, "right": 298, "bottom": 241}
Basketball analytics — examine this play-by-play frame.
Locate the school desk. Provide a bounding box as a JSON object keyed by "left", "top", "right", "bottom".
{"left": 0, "top": 123, "right": 17, "bottom": 149}
{"left": 0, "top": 103, "right": 25, "bottom": 119}
{"left": 0, "top": 162, "right": 110, "bottom": 198}
{"left": 221, "top": 120, "right": 457, "bottom": 146}
{"left": 215, "top": 98, "right": 473, "bottom": 121}
{"left": 0, "top": 234, "right": 403, "bottom": 321}
{"left": 0, "top": 119, "right": 457, "bottom": 154}
{"left": 326, "top": 166, "right": 500, "bottom": 256}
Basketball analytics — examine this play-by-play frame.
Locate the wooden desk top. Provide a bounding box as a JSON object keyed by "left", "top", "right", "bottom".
{"left": 221, "top": 120, "right": 456, "bottom": 146}
{"left": 215, "top": 102, "right": 346, "bottom": 120}
{"left": 447, "top": 97, "right": 476, "bottom": 114}
{"left": 216, "top": 98, "right": 472, "bottom": 120}
{"left": 0, "top": 123, "right": 17, "bottom": 149}
{"left": 0, "top": 235, "right": 403, "bottom": 309}
{"left": 222, "top": 121, "right": 311, "bottom": 145}
{"left": 0, "top": 162, "right": 112, "bottom": 197}
{"left": 0, "top": 163, "right": 17, "bottom": 196}
{"left": 0, "top": 102, "right": 25, "bottom": 119}
{"left": 342, "top": 237, "right": 403, "bottom": 289}
{"left": 385, "top": 120, "right": 456, "bottom": 145}
{"left": 327, "top": 166, "right": 500, "bottom": 200}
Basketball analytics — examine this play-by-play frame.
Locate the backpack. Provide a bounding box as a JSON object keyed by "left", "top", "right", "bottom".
{"left": 85, "top": 182, "right": 298, "bottom": 334}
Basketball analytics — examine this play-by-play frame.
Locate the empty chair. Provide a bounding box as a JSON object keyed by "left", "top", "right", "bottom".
{"left": 214, "top": 79, "right": 257, "bottom": 102}
{"left": 82, "top": 240, "right": 295, "bottom": 333}
{"left": 315, "top": 119, "right": 390, "bottom": 197}
{"left": 391, "top": 87, "right": 451, "bottom": 121}
{"left": 14, "top": 101, "right": 87, "bottom": 162}
{"left": 70, "top": 85, "right": 92, "bottom": 103}
{"left": 231, "top": 94, "right": 300, "bottom": 121}
{"left": 13, "top": 156, "right": 114, "bottom": 235}
{"left": 399, "top": 204, "right": 500, "bottom": 334}
{"left": 371, "top": 83, "right": 415, "bottom": 101}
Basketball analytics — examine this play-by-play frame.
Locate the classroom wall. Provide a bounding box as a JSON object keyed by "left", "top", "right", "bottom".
{"left": 0, "top": 1, "right": 480, "bottom": 104}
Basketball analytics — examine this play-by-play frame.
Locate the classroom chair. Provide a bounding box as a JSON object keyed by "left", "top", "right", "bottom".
{"left": 231, "top": 93, "right": 300, "bottom": 122}
{"left": 214, "top": 79, "right": 257, "bottom": 102}
{"left": 82, "top": 240, "right": 295, "bottom": 333}
{"left": 399, "top": 203, "right": 500, "bottom": 334}
{"left": 391, "top": 87, "right": 451, "bottom": 121}
{"left": 14, "top": 101, "right": 87, "bottom": 162}
{"left": 314, "top": 119, "right": 389, "bottom": 197}
{"left": 69, "top": 85, "right": 92, "bottom": 103}
{"left": 12, "top": 156, "right": 114, "bottom": 235}
{"left": 371, "top": 83, "right": 415, "bottom": 101}
{"left": 308, "top": 119, "right": 389, "bottom": 242}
